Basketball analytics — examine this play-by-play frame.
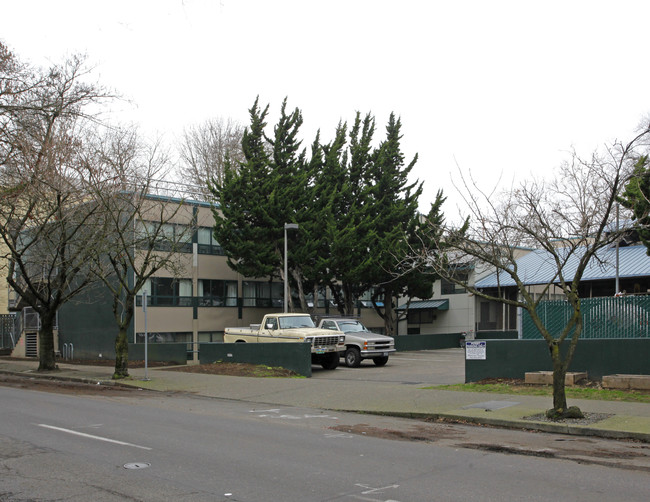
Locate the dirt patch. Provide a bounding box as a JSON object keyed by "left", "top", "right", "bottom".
{"left": 53, "top": 358, "right": 296, "bottom": 377}
{"left": 163, "top": 362, "right": 298, "bottom": 378}
{"left": 476, "top": 377, "right": 635, "bottom": 392}
{"left": 330, "top": 422, "right": 465, "bottom": 442}
{"left": 524, "top": 411, "right": 615, "bottom": 426}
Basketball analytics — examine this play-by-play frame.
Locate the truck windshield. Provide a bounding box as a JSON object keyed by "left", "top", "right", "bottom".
{"left": 338, "top": 321, "right": 366, "bottom": 332}
{"left": 279, "top": 316, "right": 315, "bottom": 329}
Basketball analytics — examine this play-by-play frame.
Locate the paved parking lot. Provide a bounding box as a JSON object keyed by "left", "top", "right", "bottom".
{"left": 311, "top": 348, "right": 466, "bottom": 385}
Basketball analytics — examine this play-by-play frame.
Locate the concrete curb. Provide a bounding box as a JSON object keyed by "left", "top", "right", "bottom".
{"left": 329, "top": 408, "right": 650, "bottom": 443}
{"left": 0, "top": 369, "right": 129, "bottom": 388}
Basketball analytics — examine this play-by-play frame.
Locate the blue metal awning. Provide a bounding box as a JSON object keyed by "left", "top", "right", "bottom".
{"left": 396, "top": 299, "right": 449, "bottom": 311}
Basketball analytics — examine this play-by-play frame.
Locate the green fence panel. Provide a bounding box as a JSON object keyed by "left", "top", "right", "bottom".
{"left": 394, "top": 333, "right": 462, "bottom": 351}
{"left": 465, "top": 338, "right": 650, "bottom": 382}
{"left": 522, "top": 296, "right": 650, "bottom": 339}
{"left": 128, "top": 343, "right": 188, "bottom": 364}
{"left": 475, "top": 330, "right": 519, "bottom": 340}
{"left": 199, "top": 342, "right": 312, "bottom": 377}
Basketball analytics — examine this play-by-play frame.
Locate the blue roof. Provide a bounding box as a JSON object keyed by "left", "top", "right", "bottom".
{"left": 475, "top": 244, "right": 650, "bottom": 288}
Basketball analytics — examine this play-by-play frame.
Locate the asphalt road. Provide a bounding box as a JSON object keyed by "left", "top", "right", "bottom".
{"left": 2, "top": 381, "right": 650, "bottom": 502}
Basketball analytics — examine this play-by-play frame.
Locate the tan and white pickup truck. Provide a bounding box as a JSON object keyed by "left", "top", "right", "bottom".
{"left": 224, "top": 313, "right": 345, "bottom": 369}
{"left": 318, "top": 317, "right": 395, "bottom": 368}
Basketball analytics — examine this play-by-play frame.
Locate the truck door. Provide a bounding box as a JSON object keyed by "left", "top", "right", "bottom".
{"left": 261, "top": 316, "right": 278, "bottom": 341}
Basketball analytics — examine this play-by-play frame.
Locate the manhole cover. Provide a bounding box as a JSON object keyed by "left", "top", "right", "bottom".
{"left": 124, "top": 462, "right": 151, "bottom": 470}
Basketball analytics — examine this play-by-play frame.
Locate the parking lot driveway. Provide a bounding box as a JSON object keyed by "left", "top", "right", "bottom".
{"left": 311, "top": 348, "right": 465, "bottom": 386}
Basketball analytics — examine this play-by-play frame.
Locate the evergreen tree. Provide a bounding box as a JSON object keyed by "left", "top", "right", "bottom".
{"left": 619, "top": 155, "right": 650, "bottom": 253}
{"left": 211, "top": 97, "right": 278, "bottom": 279}
{"left": 210, "top": 98, "right": 313, "bottom": 310}
{"left": 319, "top": 113, "right": 377, "bottom": 314}
{"left": 211, "top": 100, "right": 442, "bottom": 327}
{"left": 363, "top": 113, "right": 434, "bottom": 336}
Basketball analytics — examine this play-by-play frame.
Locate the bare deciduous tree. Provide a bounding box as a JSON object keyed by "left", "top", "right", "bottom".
{"left": 81, "top": 125, "right": 193, "bottom": 379}
{"left": 0, "top": 48, "right": 113, "bottom": 371}
{"left": 177, "top": 117, "right": 244, "bottom": 197}
{"left": 411, "top": 123, "right": 650, "bottom": 419}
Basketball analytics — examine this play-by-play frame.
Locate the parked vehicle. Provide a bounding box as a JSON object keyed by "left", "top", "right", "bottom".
{"left": 224, "top": 313, "right": 345, "bottom": 369}
{"left": 317, "top": 318, "right": 395, "bottom": 367}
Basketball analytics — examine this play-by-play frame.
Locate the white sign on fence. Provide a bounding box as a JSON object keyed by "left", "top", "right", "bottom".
{"left": 465, "top": 340, "right": 487, "bottom": 360}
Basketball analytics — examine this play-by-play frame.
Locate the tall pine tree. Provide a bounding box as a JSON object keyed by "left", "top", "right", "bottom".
{"left": 210, "top": 97, "right": 315, "bottom": 310}
{"left": 363, "top": 113, "right": 431, "bottom": 335}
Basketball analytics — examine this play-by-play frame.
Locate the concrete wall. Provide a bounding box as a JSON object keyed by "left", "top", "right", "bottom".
{"left": 199, "top": 342, "right": 312, "bottom": 377}
{"left": 465, "top": 338, "right": 650, "bottom": 382}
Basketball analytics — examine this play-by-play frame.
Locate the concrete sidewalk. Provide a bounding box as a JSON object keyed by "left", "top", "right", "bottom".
{"left": 2, "top": 357, "right": 650, "bottom": 442}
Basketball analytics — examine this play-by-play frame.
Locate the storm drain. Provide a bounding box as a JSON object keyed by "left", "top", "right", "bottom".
{"left": 462, "top": 400, "right": 520, "bottom": 411}
{"left": 124, "top": 462, "right": 151, "bottom": 470}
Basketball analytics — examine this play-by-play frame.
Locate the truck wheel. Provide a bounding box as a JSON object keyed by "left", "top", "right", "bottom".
{"left": 321, "top": 352, "right": 339, "bottom": 370}
{"left": 373, "top": 356, "right": 389, "bottom": 367}
{"left": 344, "top": 347, "right": 361, "bottom": 368}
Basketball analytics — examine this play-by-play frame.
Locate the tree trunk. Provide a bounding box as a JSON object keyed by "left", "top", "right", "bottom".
{"left": 113, "top": 300, "right": 134, "bottom": 379}
{"left": 37, "top": 313, "right": 57, "bottom": 371}
{"left": 383, "top": 289, "right": 396, "bottom": 337}
{"left": 113, "top": 326, "right": 129, "bottom": 379}
{"left": 546, "top": 341, "right": 583, "bottom": 419}
{"left": 551, "top": 342, "right": 568, "bottom": 412}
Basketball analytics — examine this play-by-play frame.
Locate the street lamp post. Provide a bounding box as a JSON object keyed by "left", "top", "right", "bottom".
{"left": 284, "top": 223, "right": 299, "bottom": 313}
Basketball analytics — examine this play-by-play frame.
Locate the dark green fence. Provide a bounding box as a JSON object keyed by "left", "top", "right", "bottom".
{"left": 394, "top": 331, "right": 518, "bottom": 351}
{"left": 128, "top": 343, "right": 188, "bottom": 364}
{"left": 395, "top": 333, "right": 462, "bottom": 351}
{"left": 465, "top": 338, "right": 650, "bottom": 382}
{"left": 522, "top": 296, "right": 650, "bottom": 339}
{"left": 199, "top": 342, "right": 312, "bottom": 377}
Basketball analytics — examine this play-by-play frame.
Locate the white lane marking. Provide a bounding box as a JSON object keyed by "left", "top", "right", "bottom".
{"left": 36, "top": 424, "right": 152, "bottom": 450}
{"left": 355, "top": 484, "right": 400, "bottom": 495}
{"left": 250, "top": 409, "right": 338, "bottom": 420}
{"left": 324, "top": 432, "right": 353, "bottom": 438}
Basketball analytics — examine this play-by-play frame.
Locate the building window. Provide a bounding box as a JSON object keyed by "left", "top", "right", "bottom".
{"left": 441, "top": 269, "right": 468, "bottom": 295}
{"left": 407, "top": 309, "right": 435, "bottom": 324}
{"left": 198, "top": 279, "right": 237, "bottom": 306}
{"left": 197, "top": 227, "right": 225, "bottom": 255}
{"left": 138, "top": 277, "right": 193, "bottom": 306}
{"left": 135, "top": 221, "right": 193, "bottom": 253}
{"left": 302, "top": 287, "right": 328, "bottom": 308}
{"left": 358, "top": 288, "right": 384, "bottom": 308}
{"left": 242, "top": 281, "right": 283, "bottom": 308}
{"left": 136, "top": 331, "right": 192, "bottom": 343}
{"left": 198, "top": 331, "right": 224, "bottom": 343}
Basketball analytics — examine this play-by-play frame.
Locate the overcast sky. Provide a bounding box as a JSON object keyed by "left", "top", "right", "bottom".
{"left": 2, "top": 0, "right": 650, "bottom": 217}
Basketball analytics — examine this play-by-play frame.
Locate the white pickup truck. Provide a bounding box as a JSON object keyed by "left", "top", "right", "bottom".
{"left": 224, "top": 313, "right": 345, "bottom": 369}
{"left": 318, "top": 317, "right": 395, "bottom": 367}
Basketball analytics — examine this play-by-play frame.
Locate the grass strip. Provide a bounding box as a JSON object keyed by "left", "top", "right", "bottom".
{"left": 428, "top": 382, "right": 650, "bottom": 403}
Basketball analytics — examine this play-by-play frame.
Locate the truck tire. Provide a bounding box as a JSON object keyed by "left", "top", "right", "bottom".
{"left": 320, "top": 352, "right": 339, "bottom": 370}
{"left": 373, "top": 355, "right": 389, "bottom": 367}
{"left": 344, "top": 347, "right": 362, "bottom": 368}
